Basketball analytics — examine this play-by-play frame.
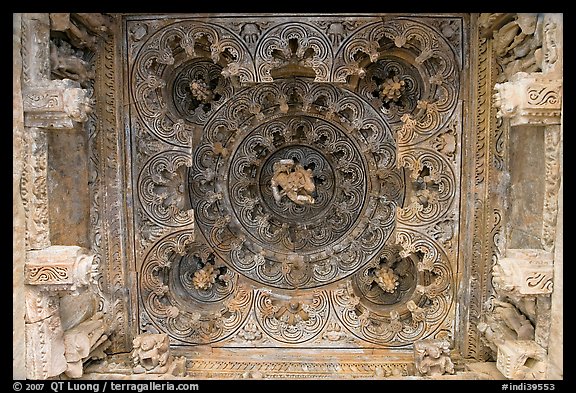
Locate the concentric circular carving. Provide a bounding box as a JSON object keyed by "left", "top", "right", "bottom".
{"left": 168, "top": 60, "right": 230, "bottom": 124}
{"left": 189, "top": 79, "right": 404, "bottom": 290}
{"left": 131, "top": 16, "right": 463, "bottom": 348}
{"left": 226, "top": 118, "right": 367, "bottom": 255}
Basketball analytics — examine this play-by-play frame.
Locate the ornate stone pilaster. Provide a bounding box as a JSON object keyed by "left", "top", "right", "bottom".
{"left": 24, "top": 246, "right": 110, "bottom": 379}
{"left": 24, "top": 286, "right": 67, "bottom": 379}
{"left": 18, "top": 13, "right": 116, "bottom": 378}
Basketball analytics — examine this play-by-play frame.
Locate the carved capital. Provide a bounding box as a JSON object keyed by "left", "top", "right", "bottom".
{"left": 23, "top": 79, "right": 93, "bottom": 129}
{"left": 494, "top": 72, "right": 562, "bottom": 126}
{"left": 25, "top": 245, "right": 95, "bottom": 292}
{"left": 493, "top": 249, "right": 554, "bottom": 296}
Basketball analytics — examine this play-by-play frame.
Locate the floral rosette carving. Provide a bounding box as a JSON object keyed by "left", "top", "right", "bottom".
{"left": 254, "top": 290, "right": 329, "bottom": 344}
{"left": 332, "top": 230, "right": 453, "bottom": 346}
{"left": 139, "top": 231, "right": 252, "bottom": 344}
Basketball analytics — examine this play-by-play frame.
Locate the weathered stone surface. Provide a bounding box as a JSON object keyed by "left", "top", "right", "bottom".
{"left": 493, "top": 249, "right": 554, "bottom": 296}
{"left": 23, "top": 79, "right": 93, "bottom": 130}
{"left": 13, "top": 12, "right": 563, "bottom": 381}
{"left": 547, "top": 175, "right": 562, "bottom": 379}
{"left": 64, "top": 312, "right": 111, "bottom": 378}
{"left": 25, "top": 312, "right": 68, "bottom": 379}
{"left": 494, "top": 73, "right": 562, "bottom": 126}
{"left": 496, "top": 340, "right": 546, "bottom": 379}
{"left": 507, "top": 126, "right": 546, "bottom": 249}
{"left": 13, "top": 12, "right": 27, "bottom": 380}
{"left": 48, "top": 128, "right": 90, "bottom": 248}
{"left": 414, "top": 339, "right": 455, "bottom": 376}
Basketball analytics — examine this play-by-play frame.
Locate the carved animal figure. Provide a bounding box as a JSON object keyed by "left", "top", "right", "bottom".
{"left": 132, "top": 333, "right": 170, "bottom": 373}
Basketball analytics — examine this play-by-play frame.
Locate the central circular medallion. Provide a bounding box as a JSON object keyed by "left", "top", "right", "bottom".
{"left": 226, "top": 116, "right": 367, "bottom": 255}
{"left": 189, "top": 81, "right": 402, "bottom": 289}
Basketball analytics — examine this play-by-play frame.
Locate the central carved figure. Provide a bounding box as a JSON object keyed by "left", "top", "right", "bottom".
{"left": 270, "top": 159, "right": 316, "bottom": 205}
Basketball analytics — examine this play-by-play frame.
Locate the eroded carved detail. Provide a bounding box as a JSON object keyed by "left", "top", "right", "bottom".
{"left": 493, "top": 249, "right": 554, "bottom": 296}
{"left": 23, "top": 79, "right": 93, "bottom": 129}
{"left": 270, "top": 158, "right": 316, "bottom": 206}
{"left": 131, "top": 333, "right": 187, "bottom": 376}
{"left": 25, "top": 246, "right": 96, "bottom": 292}
{"left": 50, "top": 38, "right": 95, "bottom": 87}
{"left": 63, "top": 312, "right": 111, "bottom": 378}
{"left": 494, "top": 72, "right": 562, "bottom": 126}
{"left": 414, "top": 339, "right": 455, "bottom": 376}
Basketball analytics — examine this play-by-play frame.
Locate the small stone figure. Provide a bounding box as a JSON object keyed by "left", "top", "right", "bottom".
{"left": 132, "top": 333, "right": 170, "bottom": 374}
{"left": 50, "top": 40, "right": 95, "bottom": 86}
{"left": 414, "top": 339, "right": 455, "bottom": 376}
{"left": 270, "top": 159, "right": 316, "bottom": 205}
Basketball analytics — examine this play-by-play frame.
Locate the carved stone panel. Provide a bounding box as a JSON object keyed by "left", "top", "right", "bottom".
{"left": 96, "top": 13, "right": 466, "bottom": 362}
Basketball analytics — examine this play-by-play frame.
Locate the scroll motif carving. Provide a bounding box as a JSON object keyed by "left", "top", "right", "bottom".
{"left": 123, "top": 14, "right": 463, "bottom": 352}
{"left": 254, "top": 290, "right": 329, "bottom": 343}
{"left": 25, "top": 246, "right": 95, "bottom": 292}
{"left": 493, "top": 249, "right": 554, "bottom": 296}
{"left": 493, "top": 73, "right": 562, "bottom": 126}
{"left": 23, "top": 79, "right": 93, "bottom": 129}
{"left": 138, "top": 151, "right": 194, "bottom": 227}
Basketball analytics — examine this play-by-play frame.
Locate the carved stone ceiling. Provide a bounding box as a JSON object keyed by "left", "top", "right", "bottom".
{"left": 127, "top": 15, "right": 463, "bottom": 350}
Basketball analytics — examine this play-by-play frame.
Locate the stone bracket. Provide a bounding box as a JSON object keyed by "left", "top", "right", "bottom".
{"left": 494, "top": 72, "right": 562, "bottom": 126}
{"left": 23, "top": 79, "right": 93, "bottom": 130}
{"left": 25, "top": 245, "right": 95, "bottom": 292}
{"left": 496, "top": 340, "right": 546, "bottom": 379}
{"left": 493, "top": 249, "right": 554, "bottom": 296}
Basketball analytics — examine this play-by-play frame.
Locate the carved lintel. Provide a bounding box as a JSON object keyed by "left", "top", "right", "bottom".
{"left": 496, "top": 340, "right": 546, "bottom": 379}
{"left": 25, "top": 245, "right": 95, "bottom": 292}
{"left": 494, "top": 72, "right": 562, "bottom": 126}
{"left": 493, "top": 249, "right": 554, "bottom": 296}
{"left": 23, "top": 79, "right": 93, "bottom": 129}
